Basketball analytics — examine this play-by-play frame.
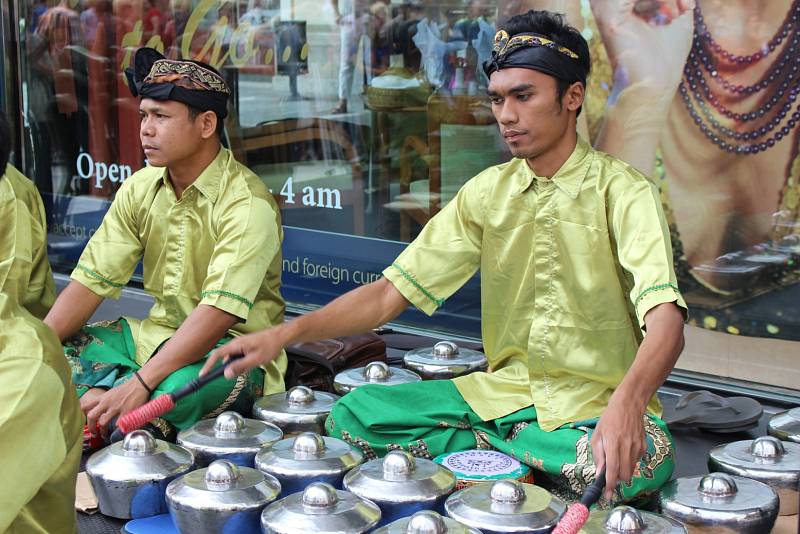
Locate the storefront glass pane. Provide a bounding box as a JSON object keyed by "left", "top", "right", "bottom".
{"left": 12, "top": 0, "right": 800, "bottom": 348}
{"left": 1, "top": 0, "right": 12, "bottom": 113}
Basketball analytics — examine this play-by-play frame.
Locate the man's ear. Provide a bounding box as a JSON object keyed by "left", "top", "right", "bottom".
{"left": 564, "top": 82, "right": 585, "bottom": 112}
{"left": 197, "top": 110, "right": 218, "bottom": 140}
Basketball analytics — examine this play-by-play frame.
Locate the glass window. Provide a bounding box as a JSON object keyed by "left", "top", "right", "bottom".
{"left": 11, "top": 0, "right": 800, "bottom": 355}
{"left": 1, "top": 0, "right": 13, "bottom": 114}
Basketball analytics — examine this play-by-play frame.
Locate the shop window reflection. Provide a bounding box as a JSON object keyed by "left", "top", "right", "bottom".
{"left": 17, "top": 0, "right": 507, "bottom": 295}
{"left": 14, "top": 0, "right": 799, "bottom": 345}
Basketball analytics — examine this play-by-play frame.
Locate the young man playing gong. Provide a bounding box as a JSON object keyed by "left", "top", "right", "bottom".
{"left": 204, "top": 11, "right": 687, "bottom": 505}
{"left": 45, "top": 48, "right": 286, "bottom": 440}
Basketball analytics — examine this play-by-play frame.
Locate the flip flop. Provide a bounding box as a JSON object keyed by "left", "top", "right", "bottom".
{"left": 663, "top": 390, "right": 763, "bottom": 431}
{"left": 703, "top": 420, "right": 760, "bottom": 434}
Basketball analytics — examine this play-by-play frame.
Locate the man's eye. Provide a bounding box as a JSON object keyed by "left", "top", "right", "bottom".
{"left": 490, "top": 98, "right": 503, "bottom": 105}
{"left": 518, "top": 94, "right": 531, "bottom": 101}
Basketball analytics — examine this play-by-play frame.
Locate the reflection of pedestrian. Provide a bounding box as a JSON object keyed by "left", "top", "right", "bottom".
{"left": 30, "top": 0, "right": 49, "bottom": 32}
{"left": 83, "top": 0, "right": 118, "bottom": 197}
{"left": 80, "top": 0, "right": 113, "bottom": 48}
{"left": 332, "top": 0, "right": 380, "bottom": 113}
{"left": 452, "top": 0, "right": 487, "bottom": 42}
{"left": 37, "top": 0, "right": 83, "bottom": 117}
{"left": 142, "top": 0, "right": 164, "bottom": 40}
{"left": 163, "top": 0, "right": 191, "bottom": 56}
{"left": 25, "top": 28, "right": 58, "bottom": 208}
{"left": 35, "top": 0, "right": 89, "bottom": 195}
{"left": 277, "top": 20, "right": 308, "bottom": 100}
{"left": 385, "top": 1, "right": 425, "bottom": 73}
{"left": 370, "top": 0, "right": 390, "bottom": 69}
{"left": 113, "top": 0, "right": 146, "bottom": 174}
{"left": 240, "top": 0, "right": 274, "bottom": 26}
{"left": 213, "top": 0, "right": 236, "bottom": 52}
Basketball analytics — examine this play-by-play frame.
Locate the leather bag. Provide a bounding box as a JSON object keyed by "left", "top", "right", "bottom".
{"left": 284, "top": 332, "right": 387, "bottom": 392}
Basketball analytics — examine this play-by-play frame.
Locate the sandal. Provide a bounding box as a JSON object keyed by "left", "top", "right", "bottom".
{"left": 662, "top": 390, "right": 763, "bottom": 432}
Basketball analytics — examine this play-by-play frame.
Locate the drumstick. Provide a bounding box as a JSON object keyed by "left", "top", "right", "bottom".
{"left": 116, "top": 355, "right": 243, "bottom": 434}
{"left": 552, "top": 467, "right": 607, "bottom": 534}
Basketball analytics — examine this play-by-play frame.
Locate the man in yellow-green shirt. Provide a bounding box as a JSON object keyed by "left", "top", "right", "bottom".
{"left": 0, "top": 294, "right": 82, "bottom": 534}
{"left": 45, "top": 48, "right": 286, "bottom": 440}
{"left": 204, "top": 11, "right": 687, "bottom": 505}
{"left": 0, "top": 113, "right": 82, "bottom": 534}
{"left": 0, "top": 126, "right": 56, "bottom": 321}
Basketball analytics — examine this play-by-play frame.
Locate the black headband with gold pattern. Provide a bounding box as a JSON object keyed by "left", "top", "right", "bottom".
{"left": 144, "top": 59, "right": 231, "bottom": 95}
{"left": 492, "top": 30, "right": 579, "bottom": 60}
{"left": 483, "top": 29, "right": 587, "bottom": 84}
{"left": 125, "top": 48, "right": 230, "bottom": 118}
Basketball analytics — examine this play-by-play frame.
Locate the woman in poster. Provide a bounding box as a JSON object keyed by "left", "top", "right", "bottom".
{"left": 504, "top": 0, "right": 800, "bottom": 340}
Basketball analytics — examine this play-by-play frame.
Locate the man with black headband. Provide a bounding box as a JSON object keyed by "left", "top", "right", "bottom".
{"left": 45, "top": 48, "right": 286, "bottom": 441}
{"left": 203, "top": 11, "right": 686, "bottom": 505}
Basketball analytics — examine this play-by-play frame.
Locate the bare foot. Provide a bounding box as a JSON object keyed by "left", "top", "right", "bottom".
{"left": 331, "top": 99, "right": 348, "bottom": 114}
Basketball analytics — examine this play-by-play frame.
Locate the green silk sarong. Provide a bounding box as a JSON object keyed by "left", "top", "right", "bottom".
{"left": 64, "top": 318, "right": 264, "bottom": 436}
{"left": 325, "top": 380, "right": 675, "bottom": 506}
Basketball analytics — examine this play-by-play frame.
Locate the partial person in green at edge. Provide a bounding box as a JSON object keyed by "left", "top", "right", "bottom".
{"left": 0, "top": 114, "right": 56, "bottom": 321}
{"left": 0, "top": 112, "right": 82, "bottom": 534}
{"left": 203, "top": 11, "right": 688, "bottom": 506}
{"left": 44, "top": 47, "right": 287, "bottom": 441}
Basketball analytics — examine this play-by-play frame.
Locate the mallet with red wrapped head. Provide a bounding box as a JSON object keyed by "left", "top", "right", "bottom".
{"left": 552, "top": 467, "right": 607, "bottom": 534}
{"left": 116, "top": 355, "right": 243, "bottom": 434}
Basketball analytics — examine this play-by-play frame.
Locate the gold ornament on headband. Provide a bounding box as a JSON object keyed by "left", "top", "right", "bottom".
{"left": 144, "top": 59, "right": 231, "bottom": 94}
{"left": 492, "top": 30, "right": 579, "bottom": 60}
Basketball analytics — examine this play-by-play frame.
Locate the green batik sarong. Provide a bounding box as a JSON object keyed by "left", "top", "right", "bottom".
{"left": 325, "top": 380, "right": 675, "bottom": 507}
{"left": 64, "top": 318, "right": 264, "bottom": 436}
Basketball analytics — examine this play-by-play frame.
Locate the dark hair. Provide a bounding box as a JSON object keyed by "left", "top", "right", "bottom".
{"left": 187, "top": 105, "right": 225, "bottom": 139}
{"left": 501, "top": 10, "right": 591, "bottom": 116}
{"left": 0, "top": 112, "right": 11, "bottom": 174}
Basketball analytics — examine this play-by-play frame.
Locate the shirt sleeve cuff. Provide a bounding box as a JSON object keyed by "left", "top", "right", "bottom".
{"left": 383, "top": 262, "right": 443, "bottom": 316}
{"left": 70, "top": 263, "right": 125, "bottom": 299}
{"left": 634, "top": 283, "right": 688, "bottom": 329}
{"left": 200, "top": 289, "right": 254, "bottom": 321}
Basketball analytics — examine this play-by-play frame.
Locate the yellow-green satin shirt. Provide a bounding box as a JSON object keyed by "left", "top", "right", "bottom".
{"left": 0, "top": 164, "right": 56, "bottom": 319}
{"left": 384, "top": 137, "right": 687, "bottom": 431}
{"left": 71, "top": 148, "right": 287, "bottom": 393}
{"left": 0, "top": 293, "right": 82, "bottom": 534}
